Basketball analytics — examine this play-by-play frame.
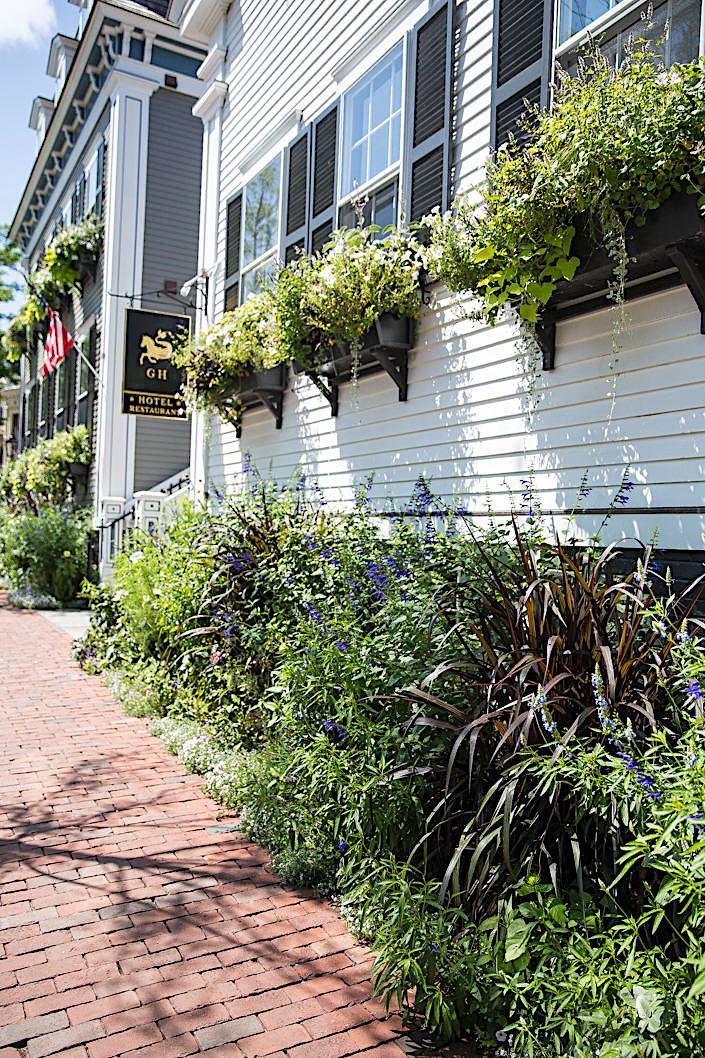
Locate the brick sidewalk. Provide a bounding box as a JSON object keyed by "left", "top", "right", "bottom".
{"left": 0, "top": 601, "right": 410, "bottom": 1058}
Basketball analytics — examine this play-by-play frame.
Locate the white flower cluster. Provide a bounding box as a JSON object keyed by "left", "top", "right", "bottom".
{"left": 149, "top": 715, "right": 203, "bottom": 754}
{"left": 178, "top": 733, "right": 228, "bottom": 775}
{"left": 202, "top": 752, "right": 256, "bottom": 809}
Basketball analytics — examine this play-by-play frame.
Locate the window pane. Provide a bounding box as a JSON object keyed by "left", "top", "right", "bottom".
{"left": 243, "top": 156, "right": 281, "bottom": 268}
{"left": 241, "top": 254, "right": 276, "bottom": 303}
{"left": 350, "top": 141, "right": 368, "bottom": 189}
{"left": 369, "top": 125, "right": 389, "bottom": 179}
{"left": 342, "top": 43, "right": 403, "bottom": 196}
{"left": 351, "top": 87, "right": 369, "bottom": 143}
{"left": 371, "top": 68, "right": 391, "bottom": 128}
{"left": 338, "top": 178, "right": 398, "bottom": 234}
{"left": 558, "top": 0, "right": 612, "bottom": 44}
{"left": 669, "top": 0, "right": 701, "bottom": 64}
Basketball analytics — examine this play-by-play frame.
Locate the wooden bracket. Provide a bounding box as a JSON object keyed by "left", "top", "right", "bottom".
{"left": 252, "top": 389, "right": 284, "bottom": 430}
{"left": 536, "top": 312, "right": 556, "bottom": 371}
{"left": 372, "top": 349, "right": 408, "bottom": 401}
{"left": 305, "top": 371, "right": 339, "bottom": 417}
{"left": 667, "top": 244, "right": 705, "bottom": 334}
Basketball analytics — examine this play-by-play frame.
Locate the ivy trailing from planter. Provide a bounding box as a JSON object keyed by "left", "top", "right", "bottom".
{"left": 424, "top": 45, "right": 705, "bottom": 326}
{"left": 177, "top": 225, "right": 424, "bottom": 425}
{"left": 2, "top": 217, "right": 103, "bottom": 362}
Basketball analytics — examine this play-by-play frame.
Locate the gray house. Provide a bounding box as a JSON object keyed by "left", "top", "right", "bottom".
{"left": 9, "top": 0, "right": 206, "bottom": 573}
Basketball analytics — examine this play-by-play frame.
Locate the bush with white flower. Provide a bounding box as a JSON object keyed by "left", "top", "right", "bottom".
{"left": 202, "top": 751, "right": 259, "bottom": 809}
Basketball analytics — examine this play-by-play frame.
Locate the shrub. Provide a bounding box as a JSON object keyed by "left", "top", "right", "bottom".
{"left": 0, "top": 505, "right": 90, "bottom": 602}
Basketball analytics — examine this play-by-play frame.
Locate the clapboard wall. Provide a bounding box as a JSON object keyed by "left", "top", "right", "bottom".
{"left": 198, "top": 0, "right": 705, "bottom": 552}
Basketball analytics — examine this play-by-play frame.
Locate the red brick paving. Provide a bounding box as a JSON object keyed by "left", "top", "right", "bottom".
{"left": 0, "top": 600, "right": 408, "bottom": 1057}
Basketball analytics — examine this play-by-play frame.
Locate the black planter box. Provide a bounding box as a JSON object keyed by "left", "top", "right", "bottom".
{"left": 293, "top": 313, "right": 415, "bottom": 414}
{"left": 538, "top": 190, "right": 705, "bottom": 369}
{"left": 223, "top": 363, "right": 288, "bottom": 437}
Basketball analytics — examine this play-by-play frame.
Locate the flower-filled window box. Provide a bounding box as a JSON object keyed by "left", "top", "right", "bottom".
{"left": 536, "top": 190, "right": 705, "bottom": 369}
{"left": 178, "top": 225, "right": 424, "bottom": 430}
{"left": 221, "top": 364, "right": 288, "bottom": 437}
{"left": 424, "top": 46, "right": 705, "bottom": 372}
{"left": 293, "top": 312, "right": 414, "bottom": 414}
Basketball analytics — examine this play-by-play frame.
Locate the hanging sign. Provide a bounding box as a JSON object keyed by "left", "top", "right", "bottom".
{"left": 122, "top": 308, "right": 191, "bottom": 419}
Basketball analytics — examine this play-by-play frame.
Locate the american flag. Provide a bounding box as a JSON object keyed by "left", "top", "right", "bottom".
{"left": 41, "top": 308, "right": 75, "bottom": 379}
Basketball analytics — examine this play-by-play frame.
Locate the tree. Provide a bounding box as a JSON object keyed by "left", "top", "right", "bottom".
{"left": 0, "top": 225, "right": 20, "bottom": 384}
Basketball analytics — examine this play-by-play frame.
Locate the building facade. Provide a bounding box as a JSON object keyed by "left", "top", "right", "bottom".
{"left": 9, "top": 0, "right": 206, "bottom": 573}
{"left": 174, "top": 0, "right": 705, "bottom": 569}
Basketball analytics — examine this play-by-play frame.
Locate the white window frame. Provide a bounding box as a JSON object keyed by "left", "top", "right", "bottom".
{"left": 337, "top": 40, "right": 407, "bottom": 223}
{"left": 239, "top": 152, "right": 283, "bottom": 303}
{"left": 554, "top": 0, "right": 705, "bottom": 61}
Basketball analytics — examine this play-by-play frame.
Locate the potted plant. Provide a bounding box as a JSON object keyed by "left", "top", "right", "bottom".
{"left": 424, "top": 47, "right": 705, "bottom": 367}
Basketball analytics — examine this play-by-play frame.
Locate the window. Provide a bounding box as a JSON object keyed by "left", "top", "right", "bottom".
{"left": 85, "top": 153, "right": 98, "bottom": 214}
{"left": 338, "top": 178, "right": 398, "bottom": 233}
{"left": 556, "top": 0, "right": 702, "bottom": 64}
{"left": 226, "top": 2, "right": 452, "bottom": 306}
{"left": 341, "top": 43, "right": 403, "bottom": 200}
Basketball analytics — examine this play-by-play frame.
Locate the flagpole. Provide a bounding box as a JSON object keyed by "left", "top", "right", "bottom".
{"left": 22, "top": 272, "right": 98, "bottom": 380}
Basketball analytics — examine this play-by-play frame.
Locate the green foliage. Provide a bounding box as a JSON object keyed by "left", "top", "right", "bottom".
{"left": 177, "top": 225, "right": 423, "bottom": 419}
{"left": 0, "top": 505, "right": 91, "bottom": 602}
{"left": 2, "top": 218, "right": 102, "bottom": 361}
{"left": 79, "top": 465, "right": 705, "bottom": 1051}
{"left": 425, "top": 46, "right": 705, "bottom": 324}
{"left": 0, "top": 425, "right": 90, "bottom": 512}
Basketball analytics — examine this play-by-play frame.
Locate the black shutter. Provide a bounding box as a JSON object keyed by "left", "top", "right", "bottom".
{"left": 224, "top": 192, "right": 242, "bottom": 310}
{"left": 405, "top": 2, "right": 453, "bottom": 224}
{"left": 308, "top": 103, "right": 338, "bottom": 254}
{"left": 78, "top": 174, "right": 86, "bottom": 221}
{"left": 491, "top": 0, "right": 553, "bottom": 149}
{"left": 283, "top": 128, "right": 310, "bottom": 261}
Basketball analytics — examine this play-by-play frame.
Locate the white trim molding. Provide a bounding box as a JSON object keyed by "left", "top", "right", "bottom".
{"left": 192, "top": 79, "right": 227, "bottom": 121}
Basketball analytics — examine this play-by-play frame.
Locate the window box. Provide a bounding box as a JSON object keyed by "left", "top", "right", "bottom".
{"left": 293, "top": 311, "right": 414, "bottom": 415}
{"left": 538, "top": 190, "right": 705, "bottom": 369}
{"left": 221, "top": 363, "right": 288, "bottom": 437}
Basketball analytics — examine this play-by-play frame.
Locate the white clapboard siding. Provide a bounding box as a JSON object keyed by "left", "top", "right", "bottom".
{"left": 202, "top": 0, "right": 705, "bottom": 551}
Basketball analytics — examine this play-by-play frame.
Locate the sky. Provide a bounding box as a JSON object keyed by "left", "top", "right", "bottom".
{"left": 0, "top": 0, "right": 83, "bottom": 309}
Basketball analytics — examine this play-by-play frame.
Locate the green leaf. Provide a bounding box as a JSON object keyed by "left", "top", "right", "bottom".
{"left": 519, "top": 302, "right": 539, "bottom": 322}
{"left": 556, "top": 256, "right": 580, "bottom": 281}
